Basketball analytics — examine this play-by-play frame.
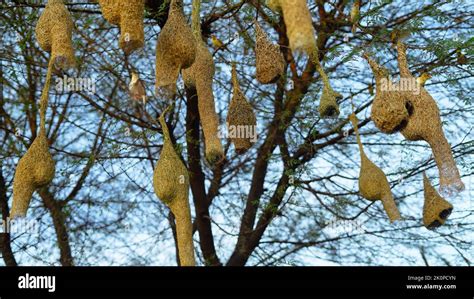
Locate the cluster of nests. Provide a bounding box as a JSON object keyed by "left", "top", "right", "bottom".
{"left": 11, "top": 0, "right": 465, "bottom": 268}
{"left": 357, "top": 40, "right": 464, "bottom": 228}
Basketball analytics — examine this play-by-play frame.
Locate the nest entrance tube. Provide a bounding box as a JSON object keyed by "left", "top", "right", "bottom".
{"left": 155, "top": 0, "right": 196, "bottom": 100}
{"left": 423, "top": 173, "right": 453, "bottom": 230}
{"left": 396, "top": 41, "right": 464, "bottom": 195}
{"left": 226, "top": 63, "right": 257, "bottom": 154}
{"left": 182, "top": 0, "right": 224, "bottom": 165}
{"left": 35, "top": 0, "right": 76, "bottom": 69}
{"left": 98, "top": 0, "right": 145, "bottom": 55}
{"left": 254, "top": 20, "right": 285, "bottom": 84}
{"left": 11, "top": 59, "right": 56, "bottom": 219}
{"left": 350, "top": 113, "right": 401, "bottom": 223}
{"left": 153, "top": 106, "right": 196, "bottom": 266}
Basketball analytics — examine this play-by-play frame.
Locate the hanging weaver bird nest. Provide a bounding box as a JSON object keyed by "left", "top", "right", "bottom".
{"left": 98, "top": 0, "right": 145, "bottom": 55}
{"left": 311, "top": 49, "right": 341, "bottom": 118}
{"left": 11, "top": 132, "right": 55, "bottom": 219}
{"left": 423, "top": 173, "right": 453, "bottom": 230}
{"left": 153, "top": 106, "right": 195, "bottom": 266}
{"left": 11, "top": 59, "right": 56, "bottom": 219}
{"left": 268, "top": 0, "right": 317, "bottom": 54}
{"left": 364, "top": 53, "right": 410, "bottom": 134}
{"left": 364, "top": 42, "right": 464, "bottom": 194}
{"left": 254, "top": 20, "right": 285, "bottom": 84}
{"left": 35, "top": 0, "right": 75, "bottom": 69}
{"left": 395, "top": 41, "right": 464, "bottom": 194}
{"left": 319, "top": 83, "right": 342, "bottom": 118}
{"left": 182, "top": 41, "right": 224, "bottom": 165}
{"left": 155, "top": 0, "right": 196, "bottom": 99}
{"left": 350, "top": 113, "right": 401, "bottom": 222}
{"left": 182, "top": 0, "right": 224, "bottom": 166}
{"left": 227, "top": 63, "right": 257, "bottom": 154}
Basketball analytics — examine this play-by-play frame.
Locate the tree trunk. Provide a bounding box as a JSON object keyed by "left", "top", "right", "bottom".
{"left": 39, "top": 189, "right": 74, "bottom": 266}
{"left": 0, "top": 167, "right": 18, "bottom": 266}
{"left": 185, "top": 87, "right": 222, "bottom": 266}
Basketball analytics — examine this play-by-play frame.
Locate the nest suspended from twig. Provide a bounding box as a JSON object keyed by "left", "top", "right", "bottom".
{"left": 182, "top": 0, "right": 224, "bottom": 165}
{"left": 396, "top": 41, "right": 464, "bottom": 195}
{"left": 423, "top": 173, "right": 453, "bottom": 230}
{"left": 155, "top": 0, "right": 196, "bottom": 100}
{"left": 254, "top": 20, "right": 285, "bottom": 84}
{"left": 226, "top": 64, "right": 257, "bottom": 154}
{"left": 364, "top": 54, "right": 410, "bottom": 134}
{"left": 319, "top": 82, "right": 342, "bottom": 118}
{"left": 11, "top": 59, "right": 56, "bottom": 219}
{"left": 98, "top": 0, "right": 145, "bottom": 54}
{"left": 364, "top": 41, "right": 464, "bottom": 195}
{"left": 35, "top": 0, "right": 75, "bottom": 69}
{"left": 11, "top": 132, "right": 55, "bottom": 219}
{"left": 350, "top": 113, "right": 401, "bottom": 223}
{"left": 268, "top": 0, "right": 317, "bottom": 54}
{"left": 310, "top": 49, "right": 341, "bottom": 118}
{"left": 153, "top": 106, "right": 195, "bottom": 266}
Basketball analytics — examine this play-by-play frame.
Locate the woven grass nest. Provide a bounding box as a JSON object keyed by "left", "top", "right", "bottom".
{"left": 364, "top": 42, "right": 464, "bottom": 195}
{"left": 227, "top": 64, "right": 257, "bottom": 154}
{"left": 182, "top": 0, "right": 224, "bottom": 166}
{"left": 155, "top": 0, "right": 196, "bottom": 99}
{"left": 364, "top": 54, "right": 411, "bottom": 134}
{"left": 254, "top": 20, "right": 285, "bottom": 84}
{"left": 267, "top": 0, "right": 317, "bottom": 54}
{"left": 11, "top": 132, "right": 55, "bottom": 219}
{"left": 423, "top": 173, "right": 453, "bottom": 230}
{"left": 310, "top": 49, "right": 341, "bottom": 118}
{"left": 98, "top": 0, "right": 145, "bottom": 55}
{"left": 153, "top": 107, "right": 195, "bottom": 266}
{"left": 319, "top": 83, "right": 342, "bottom": 118}
{"left": 35, "top": 0, "right": 75, "bottom": 69}
{"left": 11, "top": 59, "right": 56, "bottom": 219}
{"left": 350, "top": 113, "right": 401, "bottom": 222}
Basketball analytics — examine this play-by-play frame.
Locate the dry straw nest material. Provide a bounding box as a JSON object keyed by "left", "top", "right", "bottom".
{"left": 364, "top": 41, "right": 464, "bottom": 194}
{"left": 35, "top": 0, "right": 75, "bottom": 69}
{"left": 319, "top": 83, "right": 342, "bottom": 118}
{"left": 98, "top": 0, "right": 145, "bottom": 54}
{"left": 254, "top": 20, "right": 285, "bottom": 84}
{"left": 182, "top": 0, "right": 224, "bottom": 165}
{"left": 396, "top": 41, "right": 464, "bottom": 194}
{"left": 155, "top": 0, "right": 196, "bottom": 99}
{"left": 350, "top": 113, "right": 401, "bottom": 222}
{"left": 11, "top": 131, "right": 55, "bottom": 219}
{"left": 311, "top": 50, "right": 341, "bottom": 118}
{"left": 364, "top": 54, "right": 411, "bottom": 134}
{"left": 227, "top": 64, "right": 257, "bottom": 154}
{"left": 423, "top": 173, "right": 453, "bottom": 230}
{"left": 268, "top": 0, "right": 340, "bottom": 116}
{"left": 11, "top": 59, "right": 56, "bottom": 219}
{"left": 266, "top": 0, "right": 281, "bottom": 12}
{"left": 153, "top": 106, "right": 195, "bottom": 266}
{"left": 267, "top": 0, "right": 317, "bottom": 54}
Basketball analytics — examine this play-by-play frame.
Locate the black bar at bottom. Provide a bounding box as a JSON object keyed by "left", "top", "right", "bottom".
{"left": 0, "top": 266, "right": 471, "bottom": 298}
